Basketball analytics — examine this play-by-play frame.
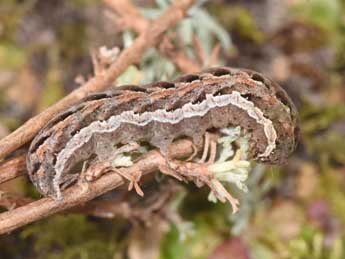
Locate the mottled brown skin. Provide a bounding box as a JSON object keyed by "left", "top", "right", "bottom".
{"left": 27, "top": 67, "right": 299, "bottom": 198}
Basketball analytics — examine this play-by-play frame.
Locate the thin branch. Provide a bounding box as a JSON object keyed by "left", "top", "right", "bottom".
{"left": 0, "top": 192, "right": 33, "bottom": 210}
{"left": 73, "top": 180, "right": 181, "bottom": 220}
{"left": 0, "top": 0, "right": 196, "bottom": 162}
{"left": 0, "top": 179, "right": 179, "bottom": 220}
{"left": 0, "top": 139, "right": 195, "bottom": 234}
{"left": 0, "top": 153, "right": 27, "bottom": 184}
{"left": 104, "top": 0, "right": 201, "bottom": 73}
{"left": 75, "top": 200, "right": 132, "bottom": 219}
{"left": 159, "top": 36, "right": 201, "bottom": 73}
{"left": 209, "top": 43, "right": 221, "bottom": 67}
{"left": 104, "top": 0, "right": 149, "bottom": 33}
{"left": 192, "top": 34, "right": 206, "bottom": 65}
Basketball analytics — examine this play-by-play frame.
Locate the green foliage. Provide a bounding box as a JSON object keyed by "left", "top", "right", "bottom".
{"left": 0, "top": 0, "right": 35, "bottom": 41}
{"left": 160, "top": 211, "right": 226, "bottom": 259}
{"left": 334, "top": 0, "right": 345, "bottom": 70}
{"left": 229, "top": 164, "right": 274, "bottom": 235}
{"left": 0, "top": 43, "right": 27, "bottom": 69}
{"left": 161, "top": 225, "right": 188, "bottom": 259}
{"left": 142, "top": 0, "right": 231, "bottom": 55}
{"left": 121, "top": 0, "right": 233, "bottom": 83}
{"left": 248, "top": 215, "right": 345, "bottom": 259}
{"left": 116, "top": 65, "right": 142, "bottom": 85}
{"left": 301, "top": 103, "right": 345, "bottom": 134}
{"left": 179, "top": 7, "right": 231, "bottom": 57}
{"left": 301, "top": 102, "right": 345, "bottom": 163}
{"left": 290, "top": 0, "right": 345, "bottom": 71}
{"left": 21, "top": 215, "right": 116, "bottom": 259}
{"left": 208, "top": 4, "right": 265, "bottom": 43}
{"left": 207, "top": 126, "right": 252, "bottom": 208}
{"left": 58, "top": 23, "right": 87, "bottom": 60}
{"left": 291, "top": 0, "right": 340, "bottom": 33}
{"left": 321, "top": 166, "right": 345, "bottom": 225}
{"left": 140, "top": 49, "right": 177, "bottom": 83}
{"left": 287, "top": 229, "right": 344, "bottom": 259}
{"left": 70, "top": 0, "right": 97, "bottom": 7}
{"left": 40, "top": 64, "right": 65, "bottom": 109}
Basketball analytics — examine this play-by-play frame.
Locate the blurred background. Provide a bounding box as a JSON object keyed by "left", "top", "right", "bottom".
{"left": 0, "top": 0, "right": 345, "bottom": 258}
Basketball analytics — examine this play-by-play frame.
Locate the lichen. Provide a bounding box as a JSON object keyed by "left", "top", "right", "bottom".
{"left": 207, "top": 126, "right": 252, "bottom": 203}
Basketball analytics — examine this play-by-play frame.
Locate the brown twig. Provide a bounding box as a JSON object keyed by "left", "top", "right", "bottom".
{"left": 0, "top": 191, "right": 33, "bottom": 210}
{"left": 0, "top": 139, "right": 195, "bottom": 234}
{"left": 0, "top": 153, "right": 27, "bottom": 184}
{"left": 0, "top": 180, "right": 179, "bottom": 221}
{"left": 209, "top": 43, "right": 221, "bottom": 67}
{"left": 159, "top": 36, "right": 201, "bottom": 73}
{"left": 0, "top": 0, "right": 196, "bottom": 162}
{"left": 104, "top": 0, "right": 201, "bottom": 73}
{"left": 192, "top": 34, "right": 206, "bottom": 65}
{"left": 73, "top": 199, "right": 132, "bottom": 219}
{"left": 104, "top": 0, "right": 149, "bottom": 33}
{"left": 74, "top": 180, "right": 182, "bottom": 220}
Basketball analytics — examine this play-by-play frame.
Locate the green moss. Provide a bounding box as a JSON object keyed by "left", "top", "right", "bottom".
{"left": 39, "top": 66, "right": 64, "bottom": 109}
{"left": 58, "top": 23, "right": 87, "bottom": 60}
{"left": 300, "top": 102, "right": 345, "bottom": 163}
{"left": 159, "top": 186, "right": 233, "bottom": 259}
{"left": 290, "top": 0, "right": 340, "bottom": 33}
{"left": 311, "top": 132, "right": 345, "bottom": 163}
{"left": 250, "top": 215, "right": 344, "bottom": 259}
{"left": 160, "top": 219, "right": 222, "bottom": 259}
{"left": 334, "top": 0, "right": 345, "bottom": 70}
{"left": 0, "top": 44, "right": 27, "bottom": 69}
{"left": 290, "top": 0, "right": 345, "bottom": 70}
{"left": 207, "top": 4, "right": 265, "bottom": 43}
{"left": 21, "top": 215, "right": 116, "bottom": 259}
{"left": 301, "top": 103, "right": 345, "bottom": 133}
{"left": 0, "top": 115, "right": 21, "bottom": 130}
{"left": 70, "top": 0, "right": 97, "bottom": 7}
{"left": 0, "top": 0, "right": 35, "bottom": 40}
{"left": 320, "top": 166, "right": 345, "bottom": 224}
{"left": 160, "top": 225, "right": 188, "bottom": 259}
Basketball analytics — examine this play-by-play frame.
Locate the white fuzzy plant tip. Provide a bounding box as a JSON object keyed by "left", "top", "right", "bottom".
{"left": 207, "top": 126, "right": 252, "bottom": 212}
{"left": 107, "top": 126, "right": 252, "bottom": 214}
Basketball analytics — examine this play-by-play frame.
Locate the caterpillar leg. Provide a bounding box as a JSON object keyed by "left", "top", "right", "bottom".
{"left": 185, "top": 142, "right": 198, "bottom": 162}
{"left": 198, "top": 132, "right": 218, "bottom": 164}
{"left": 85, "top": 141, "right": 140, "bottom": 182}
{"left": 158, "top": 163, "right": 184, "bottom": 181}
{"left": 83, "top": 159, "right": 144, "bottom": 197}
{"left": 157, "top": 132, "right": 240, "bottom": 213}
{"left": 84, "top": 161, "right": 111, "bottom": 182}
{"left": 115, "top": 169, "right": 144, "bottom": 197}
{"left": 59, "top": 174, "right": 80, "bottom": 190}
{"left": 199, "top": 132, "right": 210, "bottom": 163}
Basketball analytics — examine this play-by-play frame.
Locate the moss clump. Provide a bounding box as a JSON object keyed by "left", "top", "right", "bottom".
{"left": 207, "top": 4, "right": 265, "bottom": 44}
{"left": 21, "top": 215, "right": 116, "bottom": 259}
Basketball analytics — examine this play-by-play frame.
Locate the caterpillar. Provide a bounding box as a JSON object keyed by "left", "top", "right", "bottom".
{"left": 26, "top": 67, "right": 299, "bottom": 200}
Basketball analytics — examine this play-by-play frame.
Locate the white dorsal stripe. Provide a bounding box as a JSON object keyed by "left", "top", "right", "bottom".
{"left": 54, "top": 91, "right": 277, "bottom": 179}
